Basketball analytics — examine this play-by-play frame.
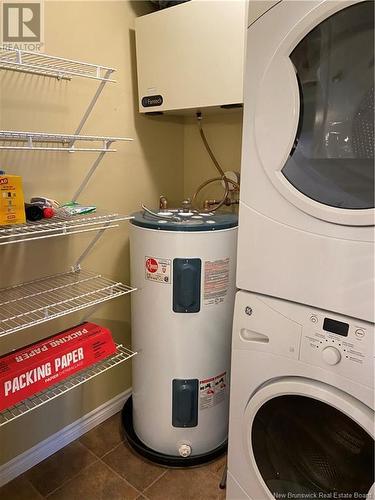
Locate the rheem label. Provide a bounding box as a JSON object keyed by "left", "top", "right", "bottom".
{"left": 145, "top": 256, "right": 171, "bottom": 284}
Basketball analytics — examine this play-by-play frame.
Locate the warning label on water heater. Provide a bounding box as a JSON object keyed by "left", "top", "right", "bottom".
{"left": 203, "top": 258, "right": 230, "bottom": 305}
{"left": 199, "top": 372, "right": 227, "bottom": 410}
{"left": 145, "top": 256, "right": 171, "bottom": 284}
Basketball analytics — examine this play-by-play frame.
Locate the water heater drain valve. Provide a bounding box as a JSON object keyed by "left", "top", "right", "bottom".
{"left": 178, "top": 444, "right": 192, "bottom": 458}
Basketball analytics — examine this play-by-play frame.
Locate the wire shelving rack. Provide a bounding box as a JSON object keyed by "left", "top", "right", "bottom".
{"left": 0, "top": 344, "right": 136, "bottom": 427}
{"left": 0, "top": 47, "right": 133, "bottom": 201}
{"left": 0, "top": 46, "right": 116, "bottom": 81}
{"left": 0, "top": 47, "right": 136, "bottom": 430}
{"left": 0, "top": 212, "right": 133, "bottom": 246}
{"left": 0, "top": 269, "right": 135, "bottom": 338}
{"left": 0, "top": 131, "right": 132, "bottom": 152}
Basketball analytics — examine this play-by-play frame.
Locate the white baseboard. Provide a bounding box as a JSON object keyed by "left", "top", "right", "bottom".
{"left": 0, "top": 388, "right": 132, "bottom": 487}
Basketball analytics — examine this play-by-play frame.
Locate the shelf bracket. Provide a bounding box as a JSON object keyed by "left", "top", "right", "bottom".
{"left": 70, "top": 68, "right": 113, "bottom": 148}
{"left": 73, "top": 224, "right": 109, "bottom": 271}
{"left": 71, "top": 147, "right": 112, "bottom": 202}
{"left": 68, "top": 68, "right": 114, "bottom": 200}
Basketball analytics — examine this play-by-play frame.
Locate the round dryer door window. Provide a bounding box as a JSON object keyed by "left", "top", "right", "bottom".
{"left": 251, "top": 395, "right": 374, "bottom": 498}
{"left": 282, "top": 1, "right": 374, "bottom": 210}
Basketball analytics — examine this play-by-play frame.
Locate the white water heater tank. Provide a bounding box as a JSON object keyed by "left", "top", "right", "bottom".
{"left": 124, "top": 209, "right": 238, "bottom": 465}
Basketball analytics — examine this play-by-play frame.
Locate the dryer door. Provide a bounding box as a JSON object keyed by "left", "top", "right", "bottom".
{"left": 243, "top": 378, "right": 374, "bottom": 499}
{"left": 252, "top": 0, "right": 374, "bottom": 226}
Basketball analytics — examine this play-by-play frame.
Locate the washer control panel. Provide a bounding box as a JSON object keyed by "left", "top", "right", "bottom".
{"left": 300, "top": 312, "right": 373, "bottom": 387}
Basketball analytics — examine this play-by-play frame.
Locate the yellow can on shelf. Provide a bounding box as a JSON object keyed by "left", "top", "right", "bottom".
{"left": 0, "top": 174, "right": 26, "bottom": 225}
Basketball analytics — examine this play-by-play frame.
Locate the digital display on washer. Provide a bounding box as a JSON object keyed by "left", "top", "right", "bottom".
{"left": 323, "top": 318, "right": 349, "bottom": 336}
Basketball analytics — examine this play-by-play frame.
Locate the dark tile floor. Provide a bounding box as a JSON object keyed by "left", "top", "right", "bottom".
{"left": 0, "top": 412, "right": 227, "bottom": 500}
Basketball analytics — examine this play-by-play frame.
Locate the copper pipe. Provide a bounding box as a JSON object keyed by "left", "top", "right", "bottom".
{"left": 196, "top": 114, "right": 229, "bottom": 211}
{"left": 192, "top": 177, "right": 239, "bottom": 211}
{"left": 159, "top": 196, "right": 168, "bottom": 210}
{"left": 194, "top": 113, "right": 240, "bottom": 211}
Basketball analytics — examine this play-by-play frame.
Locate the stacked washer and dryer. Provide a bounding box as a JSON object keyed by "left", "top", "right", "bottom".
{"left": 227, "top": 1, "right": 374, "bottom": 499}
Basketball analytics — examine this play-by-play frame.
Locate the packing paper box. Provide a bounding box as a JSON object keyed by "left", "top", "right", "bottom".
{"left": 0, "top": 322, "right": 116, "bottom": 412}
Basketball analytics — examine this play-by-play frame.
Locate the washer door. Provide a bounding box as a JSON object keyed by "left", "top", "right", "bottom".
{"left": 253, "top": 0, "right": 374, "bottom": 225}
{"left": 244, "top": 378, "right": 374, "bottom": 499}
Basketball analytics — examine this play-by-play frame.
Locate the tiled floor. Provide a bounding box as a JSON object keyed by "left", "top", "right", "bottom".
{"left": 0, "top": 412, "right": 227, "bottom": 500}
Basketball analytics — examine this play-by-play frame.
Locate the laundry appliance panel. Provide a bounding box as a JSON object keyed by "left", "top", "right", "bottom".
{"left": 227, "top": 290, "right": 374, "bottom": 499}
{"left": 238, "top": 0, "right": 374, "bottom": 321}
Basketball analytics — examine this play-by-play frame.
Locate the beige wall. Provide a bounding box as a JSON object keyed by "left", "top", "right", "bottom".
{"left": 0, "top": 0, "right": 243, "bottom": 470}
{"left": 183, "top": 110, "right": 243, "bottom": 206}
{"left": 0, "top": 0, "right": 185, "bottom": 467}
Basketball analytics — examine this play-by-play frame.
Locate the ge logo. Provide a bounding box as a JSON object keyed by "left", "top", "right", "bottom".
{"left": 245, "top": 306, "right": 253, "bottom": 316}
{"left": 2, "top": 2, "right": 41, "bottom": 42}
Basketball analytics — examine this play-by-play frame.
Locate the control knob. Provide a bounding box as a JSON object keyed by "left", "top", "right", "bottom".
{"left": 322, "top": 346, "right": 341, "bottom": 366}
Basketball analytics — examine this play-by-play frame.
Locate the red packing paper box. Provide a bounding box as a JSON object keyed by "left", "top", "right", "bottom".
{"left": 0, "top": 322, "right": 116, "bottom": 412}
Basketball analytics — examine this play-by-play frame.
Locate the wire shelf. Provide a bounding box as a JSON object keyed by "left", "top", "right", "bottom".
{"left": 0, "top": 211, "right": 132, "bottom": 245}
{"left": 0, "top": 130, "right": 132, "bottom": 152}
{"left": 0, "top": 46, "right": 116, "bottom": 81}
{"left": 0, "top": 344, "right": 136, "bottom": 427}
{"left": 0, "top": 270, "right": 135, "bottom": 338}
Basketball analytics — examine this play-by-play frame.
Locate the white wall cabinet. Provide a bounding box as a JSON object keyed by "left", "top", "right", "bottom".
{"left": 135, "top": 0, "right": 247, "bottom": 114}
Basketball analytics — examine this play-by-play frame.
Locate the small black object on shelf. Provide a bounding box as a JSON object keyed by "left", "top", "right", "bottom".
{"left": 25, "top": 203, "right": 43, "bottom": 222}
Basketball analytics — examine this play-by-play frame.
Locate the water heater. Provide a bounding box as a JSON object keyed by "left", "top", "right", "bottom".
{"left": 123, "top": 209, "right": 238, "bottom": 466}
